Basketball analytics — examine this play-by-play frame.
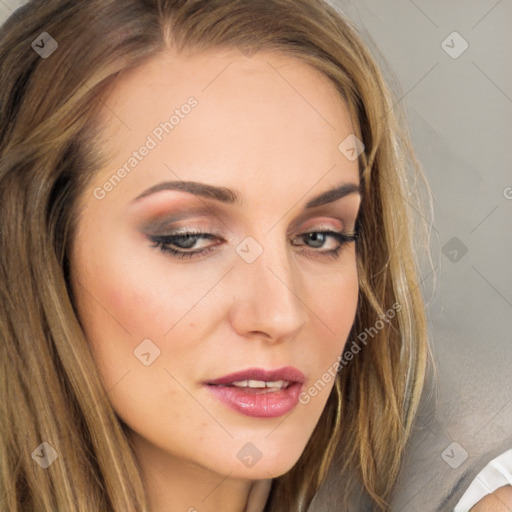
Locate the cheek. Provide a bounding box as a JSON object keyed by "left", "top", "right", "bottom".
{"left": 290, "top": 264, "right": 358, "bottom": 446}
{"left": 71, "top": 218, "right": 210, "bottom": 339}
{"left": 68, "top": 227, "right": 222, "bottom": 432}
{"left": 68, "top": 221, "right": 234, "bottom": 397}
{"left": 309, "top": 255, "right": 359, "bottom": 337}
{"left": 300, "top": 255, "right": 359, "bottom": 390}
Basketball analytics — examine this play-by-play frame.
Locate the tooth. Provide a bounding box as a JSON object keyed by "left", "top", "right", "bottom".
{"left": 248, "top": 380, "right": 266, "bottom": 388}
{"left": 230, "top": 380, "right": 290, "bottom": 389}
{"left": 266, "top": 380, "right": 285, "bottom": 388}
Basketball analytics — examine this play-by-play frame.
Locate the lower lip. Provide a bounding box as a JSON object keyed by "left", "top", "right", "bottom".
{"left": 205, "top": 382, "right": 303, "bottom": 418}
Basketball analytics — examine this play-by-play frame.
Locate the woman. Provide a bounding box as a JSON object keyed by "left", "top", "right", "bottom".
{"left": 0, "top": 1, "right": 431, "bottom": 510}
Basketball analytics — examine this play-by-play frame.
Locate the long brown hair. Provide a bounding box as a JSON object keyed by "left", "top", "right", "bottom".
{"left": 0, "top": 1, "right": 431, "bottom": 510}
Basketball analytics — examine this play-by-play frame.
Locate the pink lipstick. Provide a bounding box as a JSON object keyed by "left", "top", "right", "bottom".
{"left": 204, "top": 366, "right": 305, "bottom": 418}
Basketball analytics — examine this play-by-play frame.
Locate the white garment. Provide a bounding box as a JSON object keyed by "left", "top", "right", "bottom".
{"left": 453, "top": 449, "right": 512, "bottom": 511}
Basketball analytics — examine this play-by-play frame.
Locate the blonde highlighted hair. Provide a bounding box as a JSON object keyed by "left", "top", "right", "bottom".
{"left": 0, "top": 1, "right": 431, "bottom": 510}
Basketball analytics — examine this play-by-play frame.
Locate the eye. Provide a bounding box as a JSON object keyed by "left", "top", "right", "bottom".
{"left": 147, "top": 229, "right": 357, "bottom": 261}
{"left": 148, "top": 230, "right": 220, "bottom": 260}
{"left": 292, "top": 230, "right": 357, "bottom": 260}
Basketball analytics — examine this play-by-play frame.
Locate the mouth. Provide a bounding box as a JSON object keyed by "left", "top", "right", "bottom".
{"left": 208, "top": 379, "right": 293, "bottom": 394}
{"left": 205, "top": 366, "right": 306, "bottom": 387}
{"left": 204, "top": 366, "right": 305, "bottom": 418}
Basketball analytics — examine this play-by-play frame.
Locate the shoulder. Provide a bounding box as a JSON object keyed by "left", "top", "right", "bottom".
{"left": 454, "top": 448, "right": 512, "bottom": 512}
{"left": 469, "top": 485, "right": 512, "bottom": 511}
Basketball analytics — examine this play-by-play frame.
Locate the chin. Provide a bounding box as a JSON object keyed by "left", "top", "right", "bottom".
{"left": 214, "top": 438, "right": 308, "bottom": 480}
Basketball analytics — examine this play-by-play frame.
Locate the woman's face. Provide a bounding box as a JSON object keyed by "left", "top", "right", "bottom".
{"left": 69, "top": 48, "right": 361, "bottom": 482}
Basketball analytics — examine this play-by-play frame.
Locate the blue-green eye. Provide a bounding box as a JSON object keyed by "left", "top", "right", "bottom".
{"left": 292, "top": 231, "right": 357, "bottom": 259}
{"left": 148, "top": 231, "right": 218, "bottom": 260}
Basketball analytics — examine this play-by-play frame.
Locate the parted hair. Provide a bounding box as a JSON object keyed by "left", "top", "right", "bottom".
{"left": 0, "top": 1, "right": 431, "bottom": 510}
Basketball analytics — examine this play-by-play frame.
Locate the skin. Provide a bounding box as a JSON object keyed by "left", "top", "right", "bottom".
{"left": 69, "top": 48, "right": 361, "bottom": 512}
{"left": 470, "top": 485, "right": 512, "bottom": 511}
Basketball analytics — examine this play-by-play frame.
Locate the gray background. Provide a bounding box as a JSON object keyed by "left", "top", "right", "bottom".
{"left": 1, "top": 0, "right": 511, "bottom": 510}
{"left": 330, "top": 1, "right": 512, "bottom": 510}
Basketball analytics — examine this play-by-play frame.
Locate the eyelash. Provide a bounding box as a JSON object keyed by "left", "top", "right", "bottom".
{"left": 148, "top": 228, "right": 358, "bottom": 261}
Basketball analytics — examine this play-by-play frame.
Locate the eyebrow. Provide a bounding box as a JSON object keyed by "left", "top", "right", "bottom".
{"left": 131, "top": 180, "right": 361, "bottom": 209}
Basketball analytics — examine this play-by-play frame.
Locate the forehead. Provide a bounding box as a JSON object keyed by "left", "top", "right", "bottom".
{"left": 103, "top": 47, "right": 349, "bottom": 115}
{"left": 92, "top": 48, "right": 359, "bottom": 204}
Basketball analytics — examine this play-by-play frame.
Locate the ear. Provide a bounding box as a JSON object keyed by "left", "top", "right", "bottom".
{"left": 469, "top": 485, "right": 512, "bottom": 512}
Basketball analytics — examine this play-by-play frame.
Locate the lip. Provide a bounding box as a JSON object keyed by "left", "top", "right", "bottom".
{"left": 204, "top": 366, "right": 306, "bottom": 418}
{"left": 205, "top": 366, "right": 306, "bottom": 386}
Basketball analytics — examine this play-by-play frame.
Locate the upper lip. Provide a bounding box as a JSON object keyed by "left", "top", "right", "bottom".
{"left": 205, "top": 366, "right": 306, "bottom": 386}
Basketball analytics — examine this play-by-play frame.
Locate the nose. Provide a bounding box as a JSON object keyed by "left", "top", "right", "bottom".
{"left": 228, "top": 237, "right": 308, "bottom": 342}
